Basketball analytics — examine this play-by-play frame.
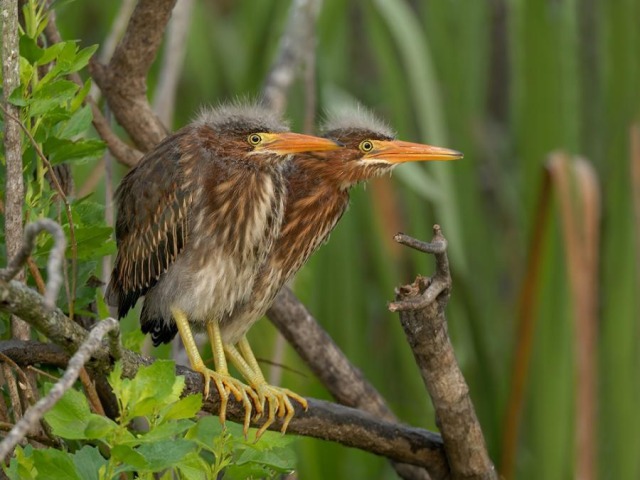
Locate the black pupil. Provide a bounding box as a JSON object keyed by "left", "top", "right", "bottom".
{"left": 364, "top": 142, "right": 372, "bottom": 150}
{"left": 251, "top": 135, "right": 259, "bottom": 144}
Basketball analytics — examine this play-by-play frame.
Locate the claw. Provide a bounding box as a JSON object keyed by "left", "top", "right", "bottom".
{"left": 252, "top": 383, "right": 308, "bottom": 440}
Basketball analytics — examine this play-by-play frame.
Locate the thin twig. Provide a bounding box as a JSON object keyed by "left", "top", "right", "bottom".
{"left": 0, "top": 318, "right": 119, "bottom": 462}
{"left": 0, "top": 219, "right": 66, "bottom": 308}
{"left": 0, "top": 105, "right": 77, "bottom": 316}
{"left": 1, "top": 364, "right": 23, "bottom": 421}
{"left": 393, "top": 227, "right": 497, "bottom": 480}
{"left": 78, "top": 368, "right": 105, "bottom": 416}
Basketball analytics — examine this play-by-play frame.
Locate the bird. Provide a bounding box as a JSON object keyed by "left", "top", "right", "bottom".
{"left": 105, "top": 101, "right": 341, "bottom": 432}
{"left": 147, "top": 106, "right": 463, "bottom": 437}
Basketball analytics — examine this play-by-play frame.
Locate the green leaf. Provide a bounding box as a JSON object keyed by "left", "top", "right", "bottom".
{"left": 111, "top": 445, "right": 149, "bottom": 471}
{"left": 70, "top": 79, "right": 91, "bottom": 112}
{"left": 135, "top": 419, "right": 194, "bottom": 444}
{"left": 43, "top": 386, "right": 92, "bottom": 440}
{"left": 71, "top": 446, "right": 107, "bottom": 480}
{"left": 83, "top": 414, "right": 119, "bottom": 441}
{"left": 68, "top": 44, "right": 98, "bottom": 73}
{"left": 185, "top": 415, "right": 226, "bottom": 452}
{"left": 32, "top": 449, "right": 82, "bottom": 480}
{"left": 234, "top": 444, "right": 296, "bottom": 472}
{"left": 29, "top": 79, "right": 79, "bottom": 116}
{"left": 19, "top": 36, "right": 43, "bottom": 64}
{"left": 160, "top": 394, "right": 202, "bottom": 422}
{"left": 129, "top": 360, "right": 183, "bottom": 418}
{"left": 45, "top": 137, "right": 105, "bottom": 165}
{"left": 7, "top": 85, "right": 27, "bottom": 107}
{"left": 175, "top": 452, "right": 208, "bottom": 480}
{"left": 56, "top": 104, "right": 93, "bottom": 139}
{"left": 5, "top": 445, "right": 36, "bottom": 480}
{"left": 36, "top": 42, "right": 66, "bottom": 66}
{"left": 136, "top": 439, "right": 198, "bottom": 471}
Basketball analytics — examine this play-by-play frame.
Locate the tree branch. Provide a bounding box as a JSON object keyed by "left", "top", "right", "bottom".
{"left": 90, "top": 0, "right": 176, "bottom": 151}
{"left": 261, "top": 0, "right": 321, "bottom": 115}
{"left": 2, "top": 0, "right": 29, "bottom": 340}
{"left": 0, "top": 319, "right": 119, "bottom": 462}
{"left": 268, "top": 288, "right": 434, "bottom": 480}
{"left": 392, "top": 226, "right": 497, "bottom": 480}
{"left": 0, "top": 219, "right": 66, "bottom": 308}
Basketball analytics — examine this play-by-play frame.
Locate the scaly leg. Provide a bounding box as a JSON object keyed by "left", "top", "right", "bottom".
{"left": 206, "top": 320, "right": 260, "bottom": 435}
{"left": 225, "top": 336, "right": 308, "bottom": 438}
{"left": 171, "top": 308, "right": 251, "bottom": 430}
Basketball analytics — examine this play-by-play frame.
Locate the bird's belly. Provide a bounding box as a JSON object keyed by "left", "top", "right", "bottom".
{"left": 146, "top": 251, "right": 257, "bottom": 328}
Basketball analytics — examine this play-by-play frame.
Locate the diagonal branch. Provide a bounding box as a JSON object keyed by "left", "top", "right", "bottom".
{"left": 268, "top": 288, "right": 433, "bottom": 480}
{"left": 392, "top": 226, "right": 497, "bottom": 480}
{"left": 90, "top": 0, "right": 176, "bottom": 151}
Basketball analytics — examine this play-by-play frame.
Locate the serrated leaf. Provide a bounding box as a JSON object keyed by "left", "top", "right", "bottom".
{"left": 71, "top": 446, "right": 107, "bottom": 480}
{"left": 57, "top": 105, "right": 93, "bottom": 139}
{"left": 234, "top": 445, "right": 296, "bottom": 472}
{"left": 32, "top": 449, "right": 82, "bottom": 480}
{"left": 5, "top": 445, "right": 36, "bottom": 480}
{"left": 45, "top": 137, "right": 105, "bottom": 165}
{"left": 7, "top": 85, "right": 27, "bottom": 107}
{"left": 128, "top": 360, "right": 183, "bottom": 418}
{"left": 160, "top": 394, "right": 202, "bottom": 422}
{"left": 43, "top": 386, "right": 91, "bottom": 440}
{"left": 185, "top": 416, "right": 228, "bottom": 452}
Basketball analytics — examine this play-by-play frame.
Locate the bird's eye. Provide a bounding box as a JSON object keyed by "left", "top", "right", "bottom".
{"left": 248, "top": 134, "right": 262, "bottom": 146}
{"left": 359, "top": 140, "right": 374, "bottom": 152}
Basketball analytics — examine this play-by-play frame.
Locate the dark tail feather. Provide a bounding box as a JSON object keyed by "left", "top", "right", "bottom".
{"left": 105, "top": 274, "right": 141, "bottom": 319}
{"left": 140, "top": 299, "right": 178, "bottom": 346}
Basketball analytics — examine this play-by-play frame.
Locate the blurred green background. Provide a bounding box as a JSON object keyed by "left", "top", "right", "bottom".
{"left": 60, "top": 0, "right": 639, "bottom": 478}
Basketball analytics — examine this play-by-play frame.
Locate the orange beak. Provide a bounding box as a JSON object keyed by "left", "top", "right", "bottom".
{"left": 258, "top": 132, "right": 342, "bottom": 154}
{"left": 364, "top": 139, "right": 463, "bottom": 163}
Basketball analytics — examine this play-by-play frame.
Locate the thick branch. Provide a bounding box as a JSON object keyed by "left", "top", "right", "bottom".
{"left": 90, "top": 0, "right": 175, "bottom": 151}
{"left": 268, "top": 288, "right": 434, "bottom": 479}
{"left": 0, "top": 279, "right": 449, "bottom": 473}
{"left": 393, "top": 226, "right": 497, "bottom": 480}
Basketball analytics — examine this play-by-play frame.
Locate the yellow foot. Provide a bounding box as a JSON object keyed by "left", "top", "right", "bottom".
{"left": 195, "top": 366, "right": 261, "bottom": 434}
{"left": 252, "top": 383, "right": 308, "bottom": 439}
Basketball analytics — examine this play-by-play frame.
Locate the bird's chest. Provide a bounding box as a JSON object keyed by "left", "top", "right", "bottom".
{"left": 181, "top": 171, "right": 285, "bottom": 319}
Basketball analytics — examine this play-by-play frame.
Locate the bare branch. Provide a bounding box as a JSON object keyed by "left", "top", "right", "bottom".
{"left": 261, "top": 0, "right": 322, "bottom": 114}
{"left": 0, "top": 319, "right": 119, "bottom": 462}
{"left": 90, "top": 0, "right": 176, "bottom": 151}
{"left": 0, "top": 219, "right": 66, "bottom": 308}
{"left": 393, "top": 227, "right": 497, "bottom": 480}
{"left": 268, "top": 288, "right": 434, "bottom": 480}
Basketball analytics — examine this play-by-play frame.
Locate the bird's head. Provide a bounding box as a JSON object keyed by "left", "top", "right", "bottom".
{"left": 317, "top": 106, "right": 463, "bottom": 188}
{"left": 196, "top": 102, "right": 341, "bottom": 167}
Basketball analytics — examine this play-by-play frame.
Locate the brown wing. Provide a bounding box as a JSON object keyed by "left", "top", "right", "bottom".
{"left": 105, "top": 129, "right": 193, "bottom": 318}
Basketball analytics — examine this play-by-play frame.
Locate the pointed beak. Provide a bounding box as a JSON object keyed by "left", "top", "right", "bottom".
{"left": 258, "top": 132, "right": 342, "bottom": 154}
{"left": 364, "top": 140, "right": 463, "bottom": 163}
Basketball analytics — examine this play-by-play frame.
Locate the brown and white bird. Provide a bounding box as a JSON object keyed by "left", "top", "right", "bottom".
{"left": 147, "top": 106, "right": 463, "bottom": 436}
{"left": 105, "top": 101, "right": 341, "bottom": 430}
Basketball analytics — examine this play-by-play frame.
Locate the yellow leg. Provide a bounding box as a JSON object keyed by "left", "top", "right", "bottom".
{"left": 172, "top": 308, "right": 252, "bottom": 431}
{"left": 225, "top": 336, "right": 308, "bottom": 439}
{"left": 206, "top": 321, "right": 260, "bottom": 434}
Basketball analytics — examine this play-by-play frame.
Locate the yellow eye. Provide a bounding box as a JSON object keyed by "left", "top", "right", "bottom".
{"left": 248, "top": 134, "right": 262, "bottom": 146}
{"left": 359, "top": 140, "right": 374, "bottom": 152}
